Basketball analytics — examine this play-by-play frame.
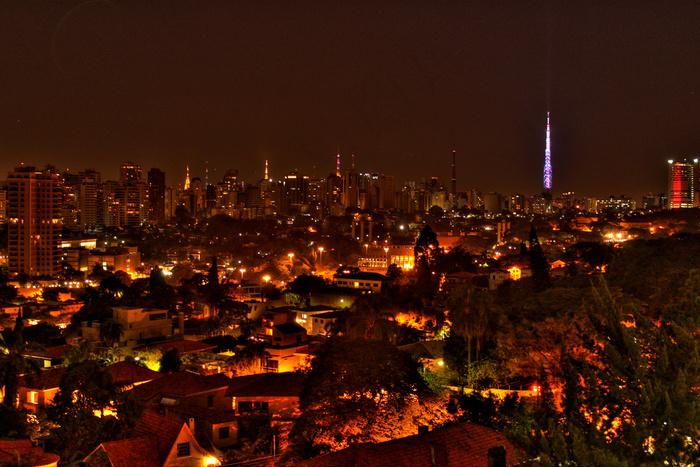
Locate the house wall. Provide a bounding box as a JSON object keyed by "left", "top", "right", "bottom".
{"left": 163, "top": 426, "right": 213, "bottom": 467}
{"left": 182, "top": 387, "right": 230, "bottom": 412}
{"left": 18, "top": 387, "right": 59, "bottom": 413}
{"left": 233, "top": 395, "right": 299, "bottom": 421}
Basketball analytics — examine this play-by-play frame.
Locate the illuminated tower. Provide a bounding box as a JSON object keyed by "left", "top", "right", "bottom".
{"left": 668, "top": 158, "right": 698, "bottom": 209}
{"left": 265, "top": 160, "right": 269, "bottom": 181}
{"left": 184, "top": 166, "right": 191, "bottom": 190}
{"left": 543, "top": 112, "right": 552, "bottom": 192}
{"left": 451, "top": 149, "right": 457, "bottom": 207}
{"left": 336, "top": 149, "right": 341, "bottom": 177}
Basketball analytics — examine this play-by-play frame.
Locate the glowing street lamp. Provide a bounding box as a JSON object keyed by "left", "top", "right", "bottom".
{"left": 318, "top": 246, "right": 324, "bottom": 268}
{"left": 240, "top": 268, "right": 246, "bottom": 281}
{"left": 384, "top": 247, "right": 389, "bottom": 268}
{"left": 263, "top": 275, "right": 271, "bottom": 284}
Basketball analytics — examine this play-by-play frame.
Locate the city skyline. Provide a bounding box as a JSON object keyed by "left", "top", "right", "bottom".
{"left": 2, "top": 2, "right": 699, "bottom": 200}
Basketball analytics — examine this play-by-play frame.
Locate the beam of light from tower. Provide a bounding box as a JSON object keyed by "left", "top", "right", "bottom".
{"left": 543, "top": 112, "right": 552, "bottom": 191}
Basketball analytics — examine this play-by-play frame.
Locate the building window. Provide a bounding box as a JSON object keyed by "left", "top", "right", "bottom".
{"left": 207, "top": 395, "right": 214, "bottom": 408}
{"left": 177, "top": 442, "right": 190, "bottom": 457}
{"left": 27, "top": 391, "right": 38, "bottom": 404}
{"left": 219, "top": 427, "right": 229, "bottom": 439}
{"left": 238, "top": 401, "right": 253, "bottom": 413}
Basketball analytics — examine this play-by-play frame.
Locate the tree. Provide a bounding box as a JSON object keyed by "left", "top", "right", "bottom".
{"left": 536, "top": 278, "right": 700, "bottom": 465}
{"left": 0, "top": 320, "right": 41, "bottom": 407}
{"left": 289, "top": 274, "right": 326, "bottom": 307}
{"left": 159, "top": 348, "right": 182, "bottom": 373}
{"left": 99, "top": 318, "right": 124, "bottom": 348}
{"left": 528, "top": 226, "right": 550, "bottom": 291}
{"left": 290, "top": 338, "right": 451, "bottom": 458}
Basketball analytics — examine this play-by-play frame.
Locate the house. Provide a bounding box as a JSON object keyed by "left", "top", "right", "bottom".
{"left": 0, "top": 301, "right": 21, "bottom": 316}
{"left": 333, "top": 272, "right": 389, "bottom": 293}
{"left": 107, "top": 361, "right": 163, "bottom": 390}
{"left": 259, "top": 309, "right": 311, "bottom": 373}
{"left": 81, "top": 306, "right": 172, "bottom": 348}
{"left": 226, "top": 371, "right": 305, "bottom": 421}
{"left": 0, "top": 439, "right": 60, "bottom": 467}
{"left": 23, "top": 344, "right": 71, "bottom": 368}
{"left": 300, "top": 421, "right": 524, "bottom": 467}
{"left": 131, "top": 370, "right": 232, "bottom": 412}
{"left": 84, "top": 409, "right": 218, "bottom": 467}
{"left": 166, "top": 404, "right": 239, "bottom": 449}
{"left": 290, "top": 305, "right": 340, "bottom": 337}
{"left": 17, "top": 366, "right": 65, "bottom": 413}
{"left": 17, "top": 361, "right": 162, "bottom": 413}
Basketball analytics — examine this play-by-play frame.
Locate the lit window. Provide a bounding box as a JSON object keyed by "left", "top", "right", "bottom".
{"left": 27, "top": 391, "right": 38, "bottom": 404}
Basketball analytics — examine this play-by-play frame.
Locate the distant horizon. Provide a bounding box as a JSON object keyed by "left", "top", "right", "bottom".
{"left": 3, "top": 2, "right": 698, "bottom": 203}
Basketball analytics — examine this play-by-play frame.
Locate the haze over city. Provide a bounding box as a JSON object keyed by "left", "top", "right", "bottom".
{"left": 2, "top": 1, "right": 700, "bottom": 200}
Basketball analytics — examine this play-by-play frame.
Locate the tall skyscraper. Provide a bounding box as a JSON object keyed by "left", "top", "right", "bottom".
{"left": 148, "top": 168, "right": 166, "bottom": 223}
{"left": 543, "top": 112, "right": 552, "bottom": 192}
{"left": 668, "top": 158, "right": 698, "bottom": 209}
{"left": 7, "top": 167, "right": 63, "bottom": 277}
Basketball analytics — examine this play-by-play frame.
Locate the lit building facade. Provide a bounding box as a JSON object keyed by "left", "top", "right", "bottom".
{"left": 667, "top": 159, "right": 698, "bottom": 209}
{"left": 7, "top": 167, "right": 63, "bottom": 277}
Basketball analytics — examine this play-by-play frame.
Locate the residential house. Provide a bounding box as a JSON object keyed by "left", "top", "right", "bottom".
{"left": 0, "top": 439, "right": 60, "bottom": 467}
{"left": 333, "top": 271, "right": 389, "bottom": 293}
{"left": 84, "top": 409, "right": 217, "bottom": 467}
{"left": 301, "top": 420, "right": 524, "bottom": 466}
{"left": 290, "top": 305, "right": 339, "bottom": 337}
{"left": 166, "top": 404, "right": 238, "bottom": 450}
{"left": 131, "top": 370, "right": 232, "bottom": 412}
{"left": 226, "top": 371, "right": 305, "bottom": 421}
{"left": 24, "top": 344, "right": 71, "bottom": 368}
{"left": 259, "top": 309, "right": 310, "bottom": 373}
{"left": 17, "top": 366, "right": 65, "bottom": 413}
{"left": 81, "top": 306, "right": 172, "bottom": 348}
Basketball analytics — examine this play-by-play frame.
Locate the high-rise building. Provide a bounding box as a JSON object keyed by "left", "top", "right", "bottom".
{"left": 667, "top": 158, "right": 698, "bottom": 209}
{"left": 120, "top": 162, "right": 142, "bottom": 183}
{"left": 148, "top": 168, "right": 166, "bottom": 223}
{"left": 7, "top": 167, "right": 63, "bottom": 277}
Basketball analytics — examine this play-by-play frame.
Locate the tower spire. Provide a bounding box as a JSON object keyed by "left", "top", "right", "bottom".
{"left": 336, "top": 147, "right": 341, "bottom": 177}
{"left": 543, "top": 112, "right": 552, "bottom": 192}
{"left": 451, "top": 148, "right": 457, "bottom": 206}
{"left": 265, "top": 159, "right": 269, "bottom": 180}
{"left": 184, "top": 166, "right": 191, "bottom": 190}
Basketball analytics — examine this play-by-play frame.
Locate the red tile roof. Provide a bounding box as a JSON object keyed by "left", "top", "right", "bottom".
{"left": 300, "top": 421, "right": 525, "bottom": 467}
{"left": 137, "top": 339, "right": 217, "bottom": 355}
{"left": 131, "top": 370, "right": 232, "bottom": 402}
{"left": 226, "top": 371, "right": 305, "bottom": 397}
{"left": 98, "top": 436, "right": 161, "bottom": 467}
{"left": 24, "top": 344, "right": 71, "bottom": 360}
{"left": 18, "top": 367, "right": 65, "bottom": 390}
{"left": 167, "top": 404, "right": 238, "bottom": 424}
{"left": 0, "top": 439, "right": 60, "bottom": 467}
{"left": 106, "top": 361, "right": 163, "bottom": 387}
{"left": 134, "top": 409, "right": 185, "bottom": 464}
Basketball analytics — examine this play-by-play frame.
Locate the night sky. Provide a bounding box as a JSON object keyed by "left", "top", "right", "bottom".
{"left": 2, "top": 1, "right": 699, "bottom": 201}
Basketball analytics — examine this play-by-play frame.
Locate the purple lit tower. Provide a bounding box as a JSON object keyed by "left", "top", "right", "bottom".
{"left": 543, "top": 112, "right": 552, "bottom": 192}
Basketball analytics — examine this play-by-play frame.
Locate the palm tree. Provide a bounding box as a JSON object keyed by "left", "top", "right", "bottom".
{"left": 99, "top": 318, "right": 125, "bottom": 348}
{"left": 0, "top": 331, "right": 41, "bottom": 407}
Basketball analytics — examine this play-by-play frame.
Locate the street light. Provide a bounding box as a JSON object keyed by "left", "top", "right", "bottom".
{"left": 240, "top": 268, "right": 246, "bottom": 281}
{"left": 318, "top": 246, "right": 324, "bottom": 268}
{"left": 263, "top": 275, "right": 270, "bottom": 284}
{"left": 384, "top": 247, "right": 389, "bottom": 269}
